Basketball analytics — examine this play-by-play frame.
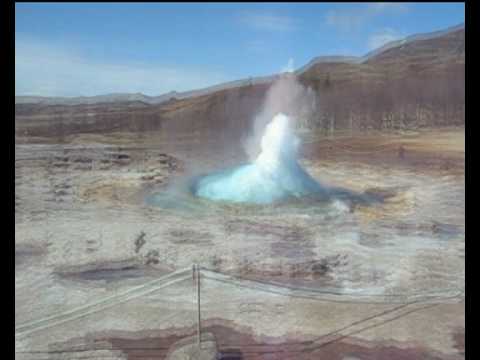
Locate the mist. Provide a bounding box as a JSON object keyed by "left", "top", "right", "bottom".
{"left": 242, "top": 73, "right": 317, "bottom": 161}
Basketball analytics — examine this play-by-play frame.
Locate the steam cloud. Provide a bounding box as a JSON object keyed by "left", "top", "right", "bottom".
{"left": 243, "top": 74, "right": 316, "bottom": 161}
{"left": 192, "top": 74, "right": 326, "bottom": 204}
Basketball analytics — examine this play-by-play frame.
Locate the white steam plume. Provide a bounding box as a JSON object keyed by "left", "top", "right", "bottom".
{"left": 242, "top": 73, "right": 317, "bottom": 161}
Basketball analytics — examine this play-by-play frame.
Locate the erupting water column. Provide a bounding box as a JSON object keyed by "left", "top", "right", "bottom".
{"left": 192, "top": 113, "right": 328, "bottom": 204}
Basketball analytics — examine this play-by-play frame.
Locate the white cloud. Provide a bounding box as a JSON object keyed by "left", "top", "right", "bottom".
{"left": 245, "top": 39, "right": 269, "bottom": 54}
{"left": 367, "top": 28, "right": 403, "bottom": 50}
{"left": 239, "top": 12, "right": 297, "bottom": 32}
{"left": 15, "top": 37, "right": 231, "bottom": 97}
{"left": 368, "top": 3, "right": 409, "bottom": 13}
{"left": 325, "top": 8, "right": 366, "bottom": 32}
{"left": 281, "top": 58, "right": 295, "bottom": 73}
{"left": 325, "top": 3, "right": 409, "bottom": 32}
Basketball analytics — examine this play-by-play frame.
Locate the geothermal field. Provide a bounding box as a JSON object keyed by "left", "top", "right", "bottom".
{"left": 15, "top": 96, "right": 465, "bottom": 359}
{"left": 15, "top": 21, "right": 464, "bottom": 360}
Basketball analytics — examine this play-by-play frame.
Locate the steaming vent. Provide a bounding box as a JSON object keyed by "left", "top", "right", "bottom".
{"left": 192, "top": 113, "right": 328, "bottom": 204}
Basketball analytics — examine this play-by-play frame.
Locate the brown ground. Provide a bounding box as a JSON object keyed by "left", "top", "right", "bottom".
{"left": 15, "top": 126, "right": 464, "bottom": 359}
{"left": 48, "top": 318, "right": 463, "bottom": 360}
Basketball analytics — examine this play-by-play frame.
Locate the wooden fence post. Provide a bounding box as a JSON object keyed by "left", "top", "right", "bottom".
{"left": 196, "top": 264, "right": 201, "bottom": 347}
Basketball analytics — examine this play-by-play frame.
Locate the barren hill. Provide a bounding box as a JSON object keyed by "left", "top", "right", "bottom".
{"left": 15, "top": 24, "right": 464, "bottom": 141}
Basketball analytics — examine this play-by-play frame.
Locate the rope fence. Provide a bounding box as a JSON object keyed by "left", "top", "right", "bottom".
{"left": 15, "top": 267, "right": 191, "bottom": 338}
{"left": 15, "top": 264, "right": 464, "bottom": 356}
{"left": 200, "top": 267, "right": 464, "bottom": 304}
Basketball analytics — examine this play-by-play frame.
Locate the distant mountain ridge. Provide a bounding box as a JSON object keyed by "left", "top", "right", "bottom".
{"left": 295, "top": 23, "right": 464, "bottom": 72}
{"left": 16, "top": 22, "right": 464, "bottom": 140}
{"left": 16, "top": 23, "right": 464, "bottom": 106}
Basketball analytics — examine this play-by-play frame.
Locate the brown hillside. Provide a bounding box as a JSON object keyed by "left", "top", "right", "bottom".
{"left": 15, "top": 27, "right": 464, "bottom": 140}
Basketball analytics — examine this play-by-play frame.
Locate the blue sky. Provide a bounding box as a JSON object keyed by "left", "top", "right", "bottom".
{"left": 15, "top": 2, "right": 465, "bottom": 97}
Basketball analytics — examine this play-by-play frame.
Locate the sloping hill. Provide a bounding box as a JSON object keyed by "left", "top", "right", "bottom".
{"left": 15, "top": 24, "right": 465, "bottom": 140}
{"left": 297, "top": 24, "right": 464, "bottom": 131}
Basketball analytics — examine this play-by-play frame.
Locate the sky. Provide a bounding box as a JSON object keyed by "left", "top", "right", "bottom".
{"left": 15, "top": 2, "right": 465, "bottom": 97}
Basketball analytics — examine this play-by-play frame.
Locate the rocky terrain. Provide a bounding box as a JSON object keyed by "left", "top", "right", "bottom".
{"left": 15, "top": 127, "right": 464, "bottom": 359}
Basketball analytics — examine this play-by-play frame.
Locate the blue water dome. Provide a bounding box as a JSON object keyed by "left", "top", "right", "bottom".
{"left": 192, "top": 113, "right": 328, "bottom": 204}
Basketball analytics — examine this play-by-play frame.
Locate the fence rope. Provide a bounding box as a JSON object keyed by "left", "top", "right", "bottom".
{"left": 200, "top": 267, "right": 464, "bottom": 304}
{"left": 15, "top": 267, "right": 191, "bottom": 338}
{"left": 15, "top": 310, "right": 187, "bottom": 354}
{"left": 15, "top": 265, "right": 464, "bottom": 340}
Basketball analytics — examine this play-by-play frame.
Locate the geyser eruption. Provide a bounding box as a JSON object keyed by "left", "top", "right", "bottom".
{"left": 192, "top": 112, "right": 327, "bottom": 204}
